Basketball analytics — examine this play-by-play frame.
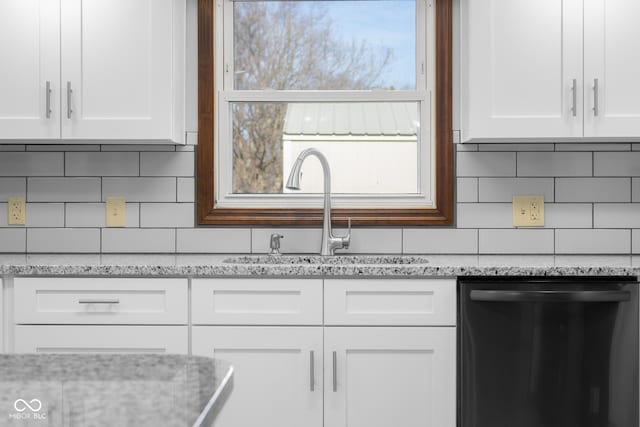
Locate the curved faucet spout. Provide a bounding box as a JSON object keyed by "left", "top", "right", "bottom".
{"left": 285, "top": 148, "right": 350, "bottom": 256}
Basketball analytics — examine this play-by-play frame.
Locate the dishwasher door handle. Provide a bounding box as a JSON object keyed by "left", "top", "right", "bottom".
{"left": 470, "top": 290, "right": 631, "bottom": 303}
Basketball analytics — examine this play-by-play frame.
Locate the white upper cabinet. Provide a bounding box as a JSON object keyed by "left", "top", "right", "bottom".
{"left": 0, "top": 0, "right": 185, "bottom": 144}
{"left": 460, "top": 0, "right": 640, "bottom": 142}
{"left": 0, "top": 0, "right": 61, "bottom": 139}
{"left": 583, "top": 0, "right": 640, "bottom": 138}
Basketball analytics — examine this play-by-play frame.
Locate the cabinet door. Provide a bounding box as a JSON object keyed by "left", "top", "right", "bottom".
{"left": 60, "top": 0, "right": 176, "bottom": 140}
{"left": 461, "top": 0, "right": 582, "bottom": 141}
{"left": 192, "top": 326, "right": 323, "bottom": 427}
{"left": 14, "top": 325, "right": 188, "bottom": 354}
{"left": 324, "top": 327, "right": 455, "bottom": 427}
{"left": 584, "top": 0, "right": 640, "bottom": 138}
{"left": 0, "top": 0, "right": 60, "bottom": 139}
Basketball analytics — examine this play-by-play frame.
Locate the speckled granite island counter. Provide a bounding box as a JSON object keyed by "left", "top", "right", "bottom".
{"left": 0, "top": 354, "right": 233, "bottom": 427}
{"left": 1, "top": 254, "right": 640, "bottom": 277}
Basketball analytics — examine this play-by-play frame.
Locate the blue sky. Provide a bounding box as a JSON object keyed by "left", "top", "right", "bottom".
{"left": 323, "top": 1, "right": 416, "bottom": 89}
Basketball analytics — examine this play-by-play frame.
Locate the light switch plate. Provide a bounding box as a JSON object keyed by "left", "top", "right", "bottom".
{"left": 8, "top": 197, "right": 26, "bottom": 226}
{"left": 105, "top": 197, "right": 126, "bottom": 227}
{"left": 512, "top": 195, "right": 545, "bottom": 227}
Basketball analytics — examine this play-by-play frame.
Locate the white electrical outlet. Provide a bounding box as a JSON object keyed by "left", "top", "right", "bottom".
{"left": 8, "top": 197, "right": 26, "bottom": 226}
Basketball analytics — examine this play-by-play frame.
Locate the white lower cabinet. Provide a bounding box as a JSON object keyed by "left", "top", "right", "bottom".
{"left": 324, "top": 327, "right": 456, "bottom": 427}
{"left": 191, "top": 278, "right": 457, "bottom": 427}
{"left": 192, "top": 326, "right": 323, "bottom": 427}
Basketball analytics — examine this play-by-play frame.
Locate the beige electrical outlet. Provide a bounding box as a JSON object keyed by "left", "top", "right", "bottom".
{"left": 512, "top": 195, "right": 545, "bottom": 227}
{"left": 8, "top": 197, "right": 26, "bottom": 226}
{"left": 106, "top": 197, "right": 126, "bottom": 227}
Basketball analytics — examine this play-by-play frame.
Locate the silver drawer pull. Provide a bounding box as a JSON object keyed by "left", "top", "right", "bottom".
{"left": 78, "top": 299, "right": 120, "bottom": 305}
{"left": 332, "top": 351, "right": 337, "bottom": 392}
{"left": 571, "top": 78, "right": 577, "bottom": 117}
{"left": 310, "top": 350, "right": 315, "bottom": 392}
{"left": 45, "top": 81, "right": 52, "bottom": 119}
{"left": 593, "top": 78, "right": 599, "bottom": 116}
{"left": 67, "top": 81, "right": 73, "bottom": 119}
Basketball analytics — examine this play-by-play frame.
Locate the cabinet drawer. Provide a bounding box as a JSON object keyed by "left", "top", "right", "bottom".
{"left": 192, "top": 279, "right": 322, "bottom": 325}
{"left": 14, "top": 278, "right": 188, "bottom": 325}
{"left": 14, "top": 325, "right": 188, "bottom": 354}
{"left": 324, "top": 279, "right": 456, "bottom": 326}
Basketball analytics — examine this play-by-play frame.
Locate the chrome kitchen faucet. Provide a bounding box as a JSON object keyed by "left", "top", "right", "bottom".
{"left": 285, "top": 148, "right": 351, "bottom": 256}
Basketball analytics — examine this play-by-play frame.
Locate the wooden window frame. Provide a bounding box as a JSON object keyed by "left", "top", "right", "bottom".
{"left": 197, "top": 0, "right": 453, "bottom": 226}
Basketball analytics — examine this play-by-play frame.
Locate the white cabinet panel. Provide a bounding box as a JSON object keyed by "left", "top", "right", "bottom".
{"left": 192, "top": 279, "right": 323, "bottom": 325}
{"left": 14, "top": 325, "right": 188, "bottom": 354}
{"left": 324, "top": 327, "right": 456, "bottom": 427}
{"left": 325, "top": 279, "right": 456, "bottom": 326}
{"left": 192, "top": 326, "right": 323, "bottom": 427}
{"left": 60, "top": 0, "right": 181, "bottom": 141}
{"left": 0, "top": 0, "right": 60, "bottom": 139}
{"left": 584, "top": 0, "right": 640, "bottom": 137}
{"left": 461, "top": 0, "right": 583, "bottom": 141}
{"left": 14, "top": 278, "right": 188, "bottom": 325}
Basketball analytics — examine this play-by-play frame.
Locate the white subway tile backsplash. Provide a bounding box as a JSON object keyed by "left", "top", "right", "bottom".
{"left": 594, "top": 204, "right": 640, "bottom": 228}
{"left": 28, "top": 178, "right": 101, "bottom": 202}
{"left": 544, "top": 204, "right": 592, "bottom": 229}
{"left": 140, "top": 152, "right": 194, "bottom": 177}
{"left": 27, "top": 178, "right": 100, "bottom": 202}
{"left": 458, "top": 203, "right": 512, "bottom": 228}
{"left": 336, "top": 228, "right": 402, "bottom": 254}
{"left": 457, "top": 178, "right": 478, "bottom": 203}
{"left": 632, "top": 230, "right": 640, "bottom": 254}
{"left": 27, "top": 228, "right": 100, "bottom": 253}
{"left": 65, "top": 152, "right": 140, "bottom": 176}
{"left": 65, "top": 203, "right": 140, "bottom": 228}
{"left": 102, "top": 229, "right": 176, "bottom": 253}
{"left": 517, "top": 152, "right": 592, "bottom": 177}
{"left": 0, "top": 152, "right": 63, "bottom": 176}
{"left": 478, "top": 178, "right": 554, "bottom": 202}
{"left": 594, "top": 152, "right": 640, "bottom": 176}
{"left": 632, "top": 179, "right": 640, "bottom": 202}
{"left": 102, "top": 178, "right": 176, "bottom": 202}
{"left": 0, "top": 145, "right": 25, "bottom": 151}
{"left": 457, "top": 152, "right": 516, "bottom": 177}
{"left": 24, "top": 203, "right": 65, "bottom": 227}
{"left": 0, "top": 178, "right": 26, "bottom": 200}
{"left": 556, "top": 178, "right": 630, "bottom": 202}
{"left": 140, "top": 203, "right": 194, "bottom": 228}
{"left": 251, "top": 228, "right": 320, "bottom": 254}
{"left": 479, "top": 229, "right": 554, "bottom": 254}
{"left": 555, "top": 229, "right": 630, "bottom": 254}
{"left": 100, "top": 144, "right": 175, "bottom": 152}
{"left": 456, "top": 143, "right": 478, "bottom": 152}
{"left": 403, "top": 229, "right": 478, "bottom": 254}
{"left": 0, "top": 229, "right": 26, "bottom": 252}
{"left": 178, "top": 228, "right": 251, "bottom": 253}
{"left": 177, "top": 178, "right": 195, "bottom": 202}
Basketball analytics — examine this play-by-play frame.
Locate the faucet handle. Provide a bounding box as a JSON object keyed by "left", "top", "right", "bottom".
{"left": 342, "top": 218, "right": 352, "bottom": 249}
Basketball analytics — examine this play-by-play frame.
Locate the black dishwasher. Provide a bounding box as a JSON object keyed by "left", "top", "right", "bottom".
{"left": 459, "top": 278, "right": 638, "bottom": 427}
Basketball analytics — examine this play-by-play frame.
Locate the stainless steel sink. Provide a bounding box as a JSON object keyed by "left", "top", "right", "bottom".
{"left": 222, "top": 255, "right": 430, "bottom": 265}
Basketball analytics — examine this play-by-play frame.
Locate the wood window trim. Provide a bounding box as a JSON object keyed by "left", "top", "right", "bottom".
{"left": 196, "top": 0, "right": 453, "bottom": 226}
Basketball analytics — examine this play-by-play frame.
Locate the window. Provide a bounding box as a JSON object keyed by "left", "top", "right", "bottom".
{"left": 197, "top": 0, "right": 453, "bottom": 225}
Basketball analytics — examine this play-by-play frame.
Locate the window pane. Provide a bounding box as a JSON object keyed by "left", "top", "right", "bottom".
{"left": 232, "top": 102, "right": 420, "bottom": 195}
{"left": 233, "top": 0, "right": 417, "bottom": 90}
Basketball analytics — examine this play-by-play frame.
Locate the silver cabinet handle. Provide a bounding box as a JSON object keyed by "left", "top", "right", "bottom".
{"left": 45, "top": 81, "right": 52, "bottom": 119}
{"left": 66, "top": 81, "right": 73, "bottom": 119}
{"left": 593, "top": 78, "right": 599, "bottom": 116}
{"left": 571, "top": 78, "right": 577, "bottom": 117}
{"left": 332, "top": 351, "right": 337, "bottom": 392}
{"left": 78, "top": 299, "right": 120, "bottom": 304}
{"left": 309, "top": 351, "right": 315, "bottom": 391}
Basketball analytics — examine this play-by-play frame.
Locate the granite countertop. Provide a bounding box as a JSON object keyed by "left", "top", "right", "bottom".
{"left": 0, "top": 354, "right": 233, "bottom": 427}
{"left": 0, "top": 254, "right": 640, "bottom": 277}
